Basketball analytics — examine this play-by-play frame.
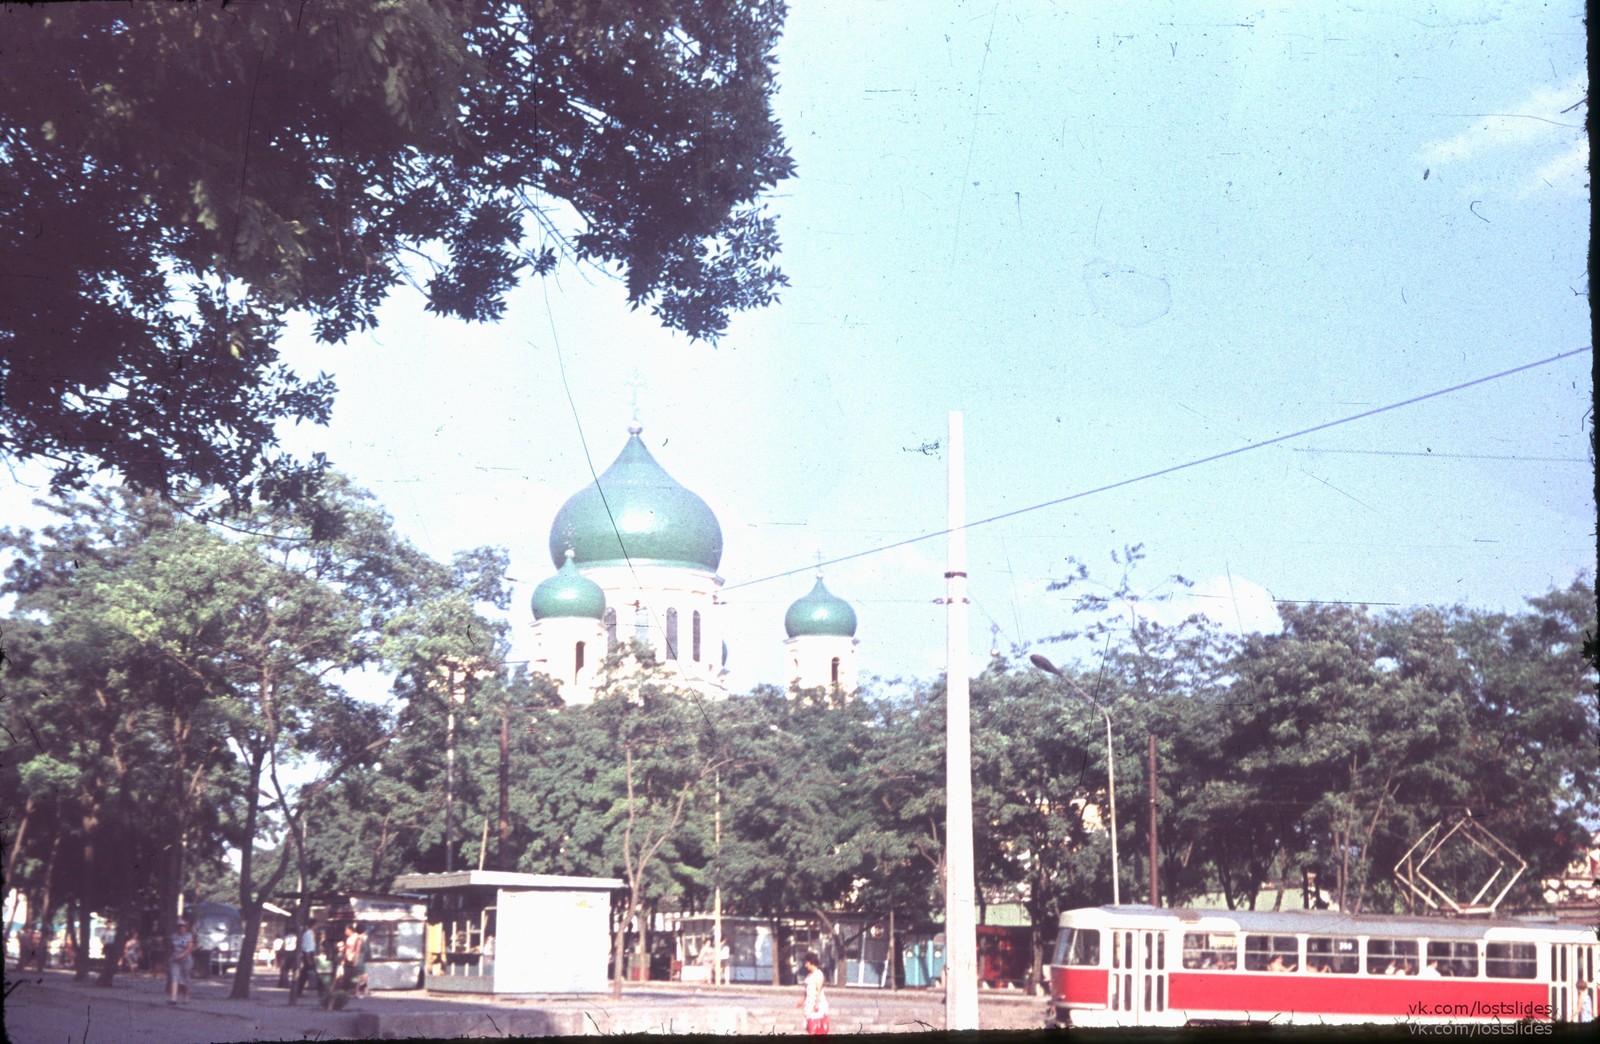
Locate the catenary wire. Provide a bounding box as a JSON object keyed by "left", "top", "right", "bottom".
{"left": 724, "top": 346, "right": 1592, "bottom": 593}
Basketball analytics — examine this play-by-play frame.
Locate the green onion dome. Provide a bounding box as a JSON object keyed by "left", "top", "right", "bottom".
{"left": 531, "top": 550, "right": 607, "bottom": 620}
{"left": 549, "top": 427, "right": 723, "bottom": 571}
{"left": 784, "top": 577, "right": 858, "bottom": 638}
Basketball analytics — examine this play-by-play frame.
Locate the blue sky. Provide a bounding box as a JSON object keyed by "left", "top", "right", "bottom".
{"left": 6, "top": 1, "right": 1592, "bottom": 692}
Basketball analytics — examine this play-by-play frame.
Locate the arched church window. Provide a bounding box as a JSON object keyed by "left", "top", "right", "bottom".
{"left": 603, "top": 609, "right": 618, "bottom": 652}
{"left": 692, "top": 611, "right": 702, "bottom": 661}
{"left": 575, "top": 641, "right": 586, "bottom": 681}
{"left": 831, "top": 657, "right": 841, "bottom": 685}
{"left": 665, "top": 609, "right": 679, "bottom": 660}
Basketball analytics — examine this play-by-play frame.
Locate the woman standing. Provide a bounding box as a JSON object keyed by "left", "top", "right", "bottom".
{"left": 796, "top": 951, "right": 830, "bottom": 1035}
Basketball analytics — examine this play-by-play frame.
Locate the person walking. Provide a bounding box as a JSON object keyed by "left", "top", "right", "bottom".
{"left": 120, "top": 931, "right": 143, "bottom": 975}
{"left": 167, "top": 918, "right": 195, "bottom": 1005}
{"left": 1576, "top": 978, "right": 1594, "bottom": 1023}
{"left": 796, "top": 951, "right": 830, "bottom": 1035}
{"left": 289, "top": 918, "right": 326, "bottom": 1006}
{"left": 340, "top": 922, "right": 369, "bottom": 999}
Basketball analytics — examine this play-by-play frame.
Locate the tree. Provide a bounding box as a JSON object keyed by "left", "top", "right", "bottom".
{"left": 1, "top": 491, "right": 240, "bottom": 985}
{"left": 1, "top": 0, "right": 794, "bottom": 502}
{"left": 587, "top": 666, "right": 728, "bottom": 998}
{"left": 0, "top": 477, "right": 511, "bottom": 998}
{"left": 708, "top": 689, "right": 847, "bottom": 944}
{"left": 970, "top": 664, "right": 1105, "bottom": 988}
{"left": 1443, "top": 578, "right": 1599, "bottom": 907}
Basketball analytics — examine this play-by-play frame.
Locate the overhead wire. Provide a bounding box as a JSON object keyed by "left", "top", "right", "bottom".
{"left": 724, "top": 346, "right": 1592, "bottom": 592}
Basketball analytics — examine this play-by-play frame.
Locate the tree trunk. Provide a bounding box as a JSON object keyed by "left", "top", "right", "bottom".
{"left": 229, "top": 747, "right": 271, "bottom": 999}
{"left": 75, "top": 803, "right": 103, "bottom": 983}
{"left": 888, "top": 908, "right": 897, "bottom": 991}
{"left": 1, "top": 795, "right": 37, "bottom": 959}
{"left": 35, "top": 832, "right": 63, "bottom": 971}
{"left": 98, "top": 894, "right": 140, "bottom": 988}
{"left": 609, "top": 898, "right": 634, "bottom": 1000}
{"left": 74, "top": 900, "right": 93, "bottom": 982}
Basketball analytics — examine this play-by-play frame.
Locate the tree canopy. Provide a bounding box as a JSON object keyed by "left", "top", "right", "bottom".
{"left": 3, "top": 490, "right": 1592, "bottom": 993}
{"left": 0, "top": 0, "right": 794, "bottom": 502}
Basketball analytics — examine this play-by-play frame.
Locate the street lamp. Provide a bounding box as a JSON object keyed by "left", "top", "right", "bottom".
{"left": 1029, "top": 654, "right": 1121, "bottom": 906}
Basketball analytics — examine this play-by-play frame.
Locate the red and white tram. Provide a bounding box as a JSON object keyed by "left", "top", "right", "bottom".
{"left": 1048, "top": 906, "right": 1598, "bottom": 1027}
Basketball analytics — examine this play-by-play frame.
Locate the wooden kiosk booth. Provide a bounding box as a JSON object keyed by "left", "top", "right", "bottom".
{"left": 392, "top": 871, "right": 621, "bottom": 994}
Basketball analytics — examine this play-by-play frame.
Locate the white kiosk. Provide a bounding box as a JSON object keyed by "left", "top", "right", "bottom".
{"left": 392, "top": 871, "right": 621, "bottom": 995}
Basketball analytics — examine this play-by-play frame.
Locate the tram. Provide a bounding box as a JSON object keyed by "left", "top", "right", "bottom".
{"left": 1048, "top": 905, "right": 1597, "bottom": 1027}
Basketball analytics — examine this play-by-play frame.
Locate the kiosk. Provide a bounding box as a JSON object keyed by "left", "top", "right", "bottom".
{"left": 392, "top": 871, "right": 620, "bottom": 994}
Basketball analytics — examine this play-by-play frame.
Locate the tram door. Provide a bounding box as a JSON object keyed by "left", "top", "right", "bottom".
{"left": 1552, "top": 941, "right": 1597, "bottom": 1022}
{"left": 1550, "top": 942, "right": 1571, "bottom": 1021}
{"left": 1107, "top": 928, "right": 1168, "bottom": 1025}
{"left": 1135, "top": 929, "right": 1169, "bottom": 1023}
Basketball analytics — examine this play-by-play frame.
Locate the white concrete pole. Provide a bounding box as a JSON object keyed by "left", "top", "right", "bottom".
{"left": 944, "top": 411, "right": 979, "bottom": 1030}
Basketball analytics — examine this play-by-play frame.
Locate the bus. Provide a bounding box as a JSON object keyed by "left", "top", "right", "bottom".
{"left": 1048, "top": 905, "right": 1597, "bottom": 1027}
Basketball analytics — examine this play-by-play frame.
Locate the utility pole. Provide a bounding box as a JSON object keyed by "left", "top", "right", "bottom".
{"left": 1147, "top": 733, "right": 1160, "bottom": 907}
{"left": 499, "top": 706, "right": 510, "bottom": 869}
{"left": 944, "top": 411, "right": 979, "bottom": 1030}
{"left": 442, "top": 661, "right": 469, "bottom": 872}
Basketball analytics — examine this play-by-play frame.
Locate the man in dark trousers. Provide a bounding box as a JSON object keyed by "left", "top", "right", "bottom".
{"left": 288, "top": 917, "right": 326, "bottom": 1006}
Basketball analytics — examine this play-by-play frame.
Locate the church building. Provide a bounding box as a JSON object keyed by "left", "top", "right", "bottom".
{"left": 528, "top": 424, "right": 859, "bottom": 704}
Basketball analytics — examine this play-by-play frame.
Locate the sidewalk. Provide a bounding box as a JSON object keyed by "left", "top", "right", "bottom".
{"left": 4, "top": 964, "right": 1047, "bottom": 1040}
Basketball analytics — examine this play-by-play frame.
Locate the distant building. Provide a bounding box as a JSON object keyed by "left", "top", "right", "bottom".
{"left": 783, "top": 575, "right": 859, "bottom": 694}
{"left": 528, "top": 423, "right": 861, "bottom": 704}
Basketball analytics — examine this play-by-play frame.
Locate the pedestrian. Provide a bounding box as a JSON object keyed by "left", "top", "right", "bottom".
{"left": 20, "top": 925, "right": 41, "bottom": 971}
{"left": 289, "top": 918, "right": 326, "bottom": 1006}
{"left": 278, "top": 926, "right": 299, "bottom": 988}
{"left": 120, "top": 931, "right": 143, "bottom": 975}
{"left": 796, "top": 951, "right": 830, "bottom": 1035}
{"left": 340, "top": 921, "right": 369, "bottom": 999}
{"left": 718, "top": 939, "right": 731, "bottom": 985}
{"left": 167, "top": 918, "right": 195, "bottom": 1004}
{"left": 1577, "top": 978, "right": 1594, "bottom": 1023}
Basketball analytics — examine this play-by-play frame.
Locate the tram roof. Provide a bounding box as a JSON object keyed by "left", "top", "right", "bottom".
{"left": 1073, "top": 905, "right": 1578, "bottom": 940}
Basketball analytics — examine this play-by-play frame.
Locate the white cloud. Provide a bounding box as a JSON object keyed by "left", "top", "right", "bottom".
{"left": 1420, "top": 75, "right": 1586, "bottom": 164}
{"left": 1418, "top": 74, "right": 1587, "bottom": 197}
{"left": 1140, "top": 573, "right": 1283, "bottom": 636}
{"left": 1520, "top": 135, "right": 1590, "bottom": 198}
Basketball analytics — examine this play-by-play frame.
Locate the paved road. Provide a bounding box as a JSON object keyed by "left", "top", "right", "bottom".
{"left": 4, "top": 966, "right": 1047, "bottom": 1041}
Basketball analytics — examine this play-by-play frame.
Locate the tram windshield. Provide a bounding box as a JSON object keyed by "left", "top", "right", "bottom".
{"left": 1053, "top": 928, "right": 1101, "bottom": 967}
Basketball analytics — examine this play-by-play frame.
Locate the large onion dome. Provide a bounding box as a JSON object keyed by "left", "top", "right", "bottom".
{"left": 784, "top": 577, "right": 858, "bottom": 638}
{"left": 531, "top": 550, "right": 607, "bottom": 620}
{"left": 549, "top": 428, "right": 723, "bottom": 571}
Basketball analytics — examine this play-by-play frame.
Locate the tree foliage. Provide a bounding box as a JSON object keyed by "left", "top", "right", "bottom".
{"left": 0, "top": 479, "right": 509, "bottom": 995}
{"left": 1, "top": 0, "right": 793, "bottom": 501}
{"left": 4, "top": 498, "right": 1592, "bottom": 996}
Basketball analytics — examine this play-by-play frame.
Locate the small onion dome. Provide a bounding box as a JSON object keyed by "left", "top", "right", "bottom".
{"left": 549, "top": 429, "right": 723, "bottom": 572}
{"left": 531, "top": 550, "right": 606, "bottom": 620}
{"left": 784, "top": 577, "right": 858, "bottom": 638}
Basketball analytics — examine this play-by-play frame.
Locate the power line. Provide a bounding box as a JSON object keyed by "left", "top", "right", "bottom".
{"left": 724, "top": 346, "right": 1592, "bottom": 592}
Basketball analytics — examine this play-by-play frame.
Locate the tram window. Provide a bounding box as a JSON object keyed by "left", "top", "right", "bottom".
{"left": 1183, "top": 932, "right": 1239, "bottom": 970}
{"left": 1306, "top": 936, "right": 1359, "bottom": 975}
{"left": 1053, "top": 928, "right": 1101, "bottom": 967}
{"left": 1426, "top": 941, "right": 1480, "bottom": 978}
{"left": 1484, "top": 942, "right": 1536, "bottom": 980}
{"left": 1244, "top": 934, "right": 1299, "bottom": 972}
{"left": 1366, "top": 938, "right": 1418, "bottom": 975}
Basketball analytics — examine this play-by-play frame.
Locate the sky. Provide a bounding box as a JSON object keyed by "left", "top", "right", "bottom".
{"left": 5, "top": 1, "right": 1593, "bottom": 695}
